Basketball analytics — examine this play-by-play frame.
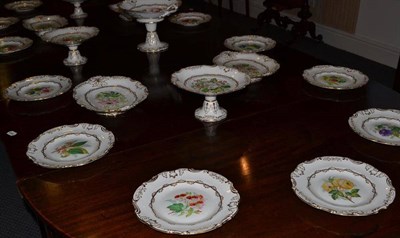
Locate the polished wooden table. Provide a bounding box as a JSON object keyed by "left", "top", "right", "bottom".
{"left": 1, "top": 1, "right": 399, "bottom": 237}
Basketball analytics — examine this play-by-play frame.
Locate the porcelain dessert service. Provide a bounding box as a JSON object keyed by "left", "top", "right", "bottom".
{"left": 73, "top": 76, "right": 149, "bottom": 116}
{"left": 349, "top": 108, "right": 400, "bottom": 146}
{"left": 213, "top": 51, "right": 280, "bottom": 83}
{"left": 0, "top": 36, "right": 33, "bottom": 54}
{"left": 4, "top": 0, "right": 42, "bottom": 12}
{"left": 62, "top": 0, "right": 88, "bottom": 19}
{"left": 23, "top": 15, "right": 68, "bottom": 36}
{"left": 4, "top": 75, "right": 72, "bottom": 101}
{"left": 27, "top": 123, "right": 115, "bottom": 168}
{"left": 224, "top": 35, "right": 276, "bottom": 53}
{"left": 41, "top": 26, "right": 99, "bottom": 66}
{"left": 120, "top": 0, "right": 180, "bottom": 52}
{"left": 0, "top": 17, "right": 19, "bottom": 30}
{"left": 171, "top": 65, "right": 251, "bottom": 122}
{"left": 169, "top": 12, "right": 211, "bottom": 27}
{"left": 303, "top": 65, "right": 369, "bottom": 90}
{"left": 291, "top": 156, "right": 395, "bottom": 216}
{"left": 133, "top": 168, "right": 240, "bottom": 235}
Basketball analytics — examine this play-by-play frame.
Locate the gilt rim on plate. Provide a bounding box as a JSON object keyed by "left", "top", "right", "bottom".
{"left": 348, "top": 108, "right": 400, "bottom": 146}
{"left": 291, "top": 156, "right": 395, "bottom": 216}
{"left": 26, "top": 123, "right": 115, "bottom": 168}
{"left": 303, "top": 65, "right": 369, "bottom": 90}
{"left": 133, "top": 168, "right": 240, "bottom": 235}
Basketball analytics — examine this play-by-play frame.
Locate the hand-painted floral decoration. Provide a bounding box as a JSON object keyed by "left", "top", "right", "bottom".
{"left": 322, "top": 177, "right": 360, "bottom": 203}
{"left": 53, "top": 140, "right": 89, "bottom": 158}
{"left": 167, "top": 192, "right": 205, "bottom": 217}
{"left": 376, "top": 124, "right": 400, "bottom": 138}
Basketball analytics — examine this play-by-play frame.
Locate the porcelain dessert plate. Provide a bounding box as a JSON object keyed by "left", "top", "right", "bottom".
{"left": 0, "top": 36, "right": 32, "bottom": 55}
{"left": 291, "top": 156, "right": 395, "bottom": 216}
{"left": 41, "top": 26, "right": 99, "bottom": 47}
{"left": 133, "top": 168, "right": 240, "bottom": 235}
{"left": 0, "top": 17, "right": 19, "bottom": 30}
{"left": 5, "top": 75, "right": 72, "bottom": 101}
{"left": 169, "top": 12, "right": 211, "bottom": 26}
{"left": 23, "top": 15, "right": 68, "bottom": 35}
{"left": 171, "top": 65, "right": 251, "bottom": 96}
{"left": 213, "top": 51, "right": 280, "bottom": 83}
{"left": 224, "top": 35, "right": 276, "bottom": 53}
{"left": 73, "top": 76, "right": 148, "bottom": 116}
{"left": 27, "top": 123, "right": 115, "bottom": 168}
{"left": 4, "top": 0, "right": 42, "bottom": 12}
{"left": 349, "top": 108, "right": 400, "bottom": 146}
{"left": 303, "top": 65, "right": 369, "bottom": 90}
{"left": 120, "top": 0, "right": 180, "bottom": 19}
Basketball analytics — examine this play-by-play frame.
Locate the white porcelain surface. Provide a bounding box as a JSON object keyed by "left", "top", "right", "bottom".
{"left": 303, "top": 65, "right": 369, "bottom": 90}
{"left": 0, "top": 36, "right": 32, "bottom": 54}
{"left": 120, "top": 0, "right": 180, "bottom": 19}
{"left": 169, "top": 12, "right": 211, "bottom": 26}
{"left": 213, "top": 51, "right": 280, "bottom": 83}
{"left": 27, "top": 123, "right": 115, "bottom": 168}
{"left": 0, "top": 17, "right": 19, "bottom": 30}
{"left": 5, "top": 75, "right": 72, "bottom": 101}
{"left": 23, "top": 15, "right": 68, "bottom": 35}
{"left": 4, "top": 0, "right": 42, "bottom": 12}
{"left": 349, "top": 108, "right": 400, "bottom": 146}
{"left": 224, "top": 35, "right": 276, "bottom": 53}
{"left": 133, "top": 168, "right": 240, "bottom": 235}
{"left": 291, "top": 156, "right": 395, "bottom": 216}
{"left": 73, "top": 76, "right": 148, "bottom": 116}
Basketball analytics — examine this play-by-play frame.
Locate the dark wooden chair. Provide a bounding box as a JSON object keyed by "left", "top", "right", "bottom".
{"left": 214, "top": 0, "right": 250, "bottom": 17}
{"left": 257, "top": 0, "right": 322, "bottom": 41}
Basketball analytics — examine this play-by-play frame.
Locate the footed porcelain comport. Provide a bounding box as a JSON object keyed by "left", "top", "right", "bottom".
{"left": 171, "top": 65, "right": 251, "bottom": 122}
{"left": 23, "top": 15, "right": 68, "bottom": 36}
{"left": 4, "top": 0, "right": 42, "bottom": 12}
{"left": 120, "top": 0, "right": 180, "bottom": 52}
{"left": 63, "top": 0, "right": 88, "bottom": 19}
{"left": 73, "top": 76, "right": 149, "bottom": 116}
{"left": 41, "top": 26, "right": 99, "bottom": 66}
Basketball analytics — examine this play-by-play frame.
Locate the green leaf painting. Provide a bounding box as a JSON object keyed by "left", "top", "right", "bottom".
{"left": 322, "top": 177, "right": 360, "bottom": 203}
{"left": 26, "top": 87, "right": 52, "bottom": 96}
{"left": 376, "top": 124, "right": 400, "bottom": 138}
{"left": 166, "top": 192, "right": 204, "bottom": 217}
{"left": 95, "top": 91, "right": 128, "bottom": 110}
{"left": 322, "top": 75, "right": 347, "bottom": 85}
{"left": 192, "top": 78, "right": 231, "bottom": 94}
{"left": 53, "top": 140, "right": 89, "bottom": 158}
{"left": 238, "top": 43, "right": 261, "bottom": 51}
{"left": 233, "top": 63, "right": 261, "bottom": 78}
